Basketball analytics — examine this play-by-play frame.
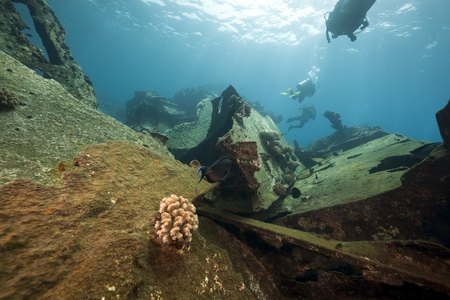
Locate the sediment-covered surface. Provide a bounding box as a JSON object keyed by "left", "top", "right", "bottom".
{"left": 1, "top": 139, "right": 449, "bottom": 299}
{"left": 0, "top": 50, "right": 168, "bottom": 186}
{"left": 0, "top": 141, "right": 254, "bottom": 299}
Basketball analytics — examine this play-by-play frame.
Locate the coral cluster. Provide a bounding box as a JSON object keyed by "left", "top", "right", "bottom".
{"left": 259, "top": 130, "right": 281, "bottom": 142}
{"left": 273, "top": 182, "right": 287, "bottom": 196}
{"left": 259, "top": 130, "right": 293, "bottom": 157}
{"left": 0, "top": 88, "right": 19, "bottom": 108}
{"left": 287, "top": 160, "right": 300, "bottom": 171}
{"left": 233, "top": 98, "right": 252, "bottom": 124}
{"left": 234, "top": 112, "right": 244, "bottom": 124}
{"left": 259, "top": 130, "right": 299, "bottom": 173}
{"left": 154, "top": 194, "right": 199, "bottom": 245}
{"left": 243, "top": 102, "right": 252, "bottom": 117}
{"left": 283, "top": 173, "right": 296, "bottom": 184}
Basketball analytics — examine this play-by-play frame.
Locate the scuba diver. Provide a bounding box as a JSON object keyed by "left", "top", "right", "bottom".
{"left": 281, "top": 78, "right": 316, "bottom": 103}
{"left": 284, "top": 104, "right": 316, "bottom": 134}
{"left": 325, "top": 0, "right": 376, "bottom": 43}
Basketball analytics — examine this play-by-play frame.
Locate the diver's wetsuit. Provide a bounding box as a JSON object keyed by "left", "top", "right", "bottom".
{"left": 285, "top": 105, "right": 316, "bottom": 133}
{"left": 326, "top": 0, "right": 376, "bottom": 43}
{"left": 295, "top": 79, "right": 316, "bottom": 103}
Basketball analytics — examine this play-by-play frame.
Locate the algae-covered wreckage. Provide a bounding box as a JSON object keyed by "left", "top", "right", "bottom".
{"left": 1, "top": 1, "right": 450, "bottom": 299}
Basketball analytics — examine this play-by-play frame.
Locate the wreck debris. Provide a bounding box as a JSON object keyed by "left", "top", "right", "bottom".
{"left": 197, "top": 207, "right": 450, "bottom": 298}
{"left": 324, "top": 110, "right": 345, "bottom": 131}
{"left": 126, "top": 88, "right": 217, "bottom": 158}
{"left": 436, "top": 99, "right": 450, "bottom": 149}
{"left": 0, "top": 0, "right": 96, "bottom": 107}
{"left": 126, "top": 90, "right": 187, "bottom": 132}
{"left": 177, "top": 85, "right": 246, "bottom": 164}
{"left": 217, "top": 137, "right": 261, "bottom": 192}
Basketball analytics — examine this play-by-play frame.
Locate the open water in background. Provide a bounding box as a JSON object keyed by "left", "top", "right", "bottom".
{"left": 17, "top": 0, "right": 450, "bottom": 146}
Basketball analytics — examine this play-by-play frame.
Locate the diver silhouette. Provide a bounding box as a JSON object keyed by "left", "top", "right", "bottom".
{"left": 281, "top": 79, "right": 316, "bottom": 103}
{"left": 325, "top": 0, "right": 376, "bottom": 43}
{"left": 284, "top": 104, "right": 316, "bottom": 134}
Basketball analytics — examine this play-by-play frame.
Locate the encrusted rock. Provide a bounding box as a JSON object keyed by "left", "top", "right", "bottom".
{"left": 165, "top": 98, "right": 213, "bottom": 157}
{"left": 283, "top": 173, "right": 295, "bottom": 184}
{"left": 0, "top": 0, "right": 96, "bottom": 107}
{"left": 0, "top": 51, "right": 170, "bottom": 185}
{"left": 217, "top": 137, "right": 261, "bottom": 191}
{"left": 324, "top": 110, "right": 344, "bottom": 131}
{"left": 436, "top": 99, "right": 450, "bottom": 148}
{"left": 259, "top": 130, "right": 282, "bottom": 142}
{"left": 0, "top": 87, "right": 19, "bottom": 108}
{"left": 272, "top": 182, "right": 286, "bottom": 196}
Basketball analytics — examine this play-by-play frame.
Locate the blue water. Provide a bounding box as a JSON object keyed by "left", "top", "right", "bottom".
{"left": 43, "top": 0, "right": 449, "bottom": 147}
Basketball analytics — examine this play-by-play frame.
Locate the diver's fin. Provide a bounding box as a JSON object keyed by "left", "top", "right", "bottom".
{"left": 282, "top": 125, "right": 295, "bottom": 135}
{"left": 286, "top": 117, "right": 300, "bottom": 124}
{"left": 280, "top": 88, "right": 293, "bottom": 95}
{"left": 290, "top": 91, "right": 301, "bottom": 100}
{"left": 284, "top": 124, "right": 305, "bottom": 135}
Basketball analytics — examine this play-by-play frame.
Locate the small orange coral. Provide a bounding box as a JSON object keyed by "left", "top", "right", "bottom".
{"left": 57, "top": 161, "right": 65, "bottom": 172}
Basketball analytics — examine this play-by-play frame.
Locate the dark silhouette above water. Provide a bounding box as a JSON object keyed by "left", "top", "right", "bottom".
{"left": 325, "top": 0, "right": 376, "bottom": 43}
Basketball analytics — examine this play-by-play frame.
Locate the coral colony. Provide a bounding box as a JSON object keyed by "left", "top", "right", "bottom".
{"left": 0, "top": 88, "right": 20, "bottom": 109}
{"left": 154, "top": 195, "right": 199, "bottom": 245}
